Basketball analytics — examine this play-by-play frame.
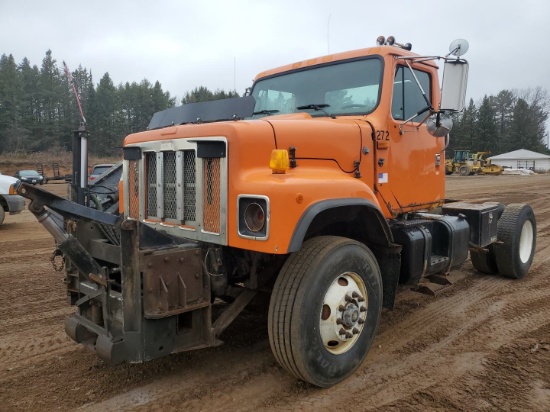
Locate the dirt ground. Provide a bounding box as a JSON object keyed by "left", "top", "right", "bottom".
{"left": 1, "top": 175, "right": 549, "bottom": 411}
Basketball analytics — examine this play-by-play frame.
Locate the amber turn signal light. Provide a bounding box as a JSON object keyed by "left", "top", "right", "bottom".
{"left": 269, "top": 149, "right": 290, "bottom": 174}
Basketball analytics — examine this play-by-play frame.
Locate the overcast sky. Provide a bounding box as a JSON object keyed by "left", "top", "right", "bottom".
{"left": 1, "top": 0, "right": 549, "bottom": 108}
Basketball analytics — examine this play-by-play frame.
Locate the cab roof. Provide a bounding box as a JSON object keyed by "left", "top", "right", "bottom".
{"left": 253, "top": 45, "right": 438, "bottom": 81}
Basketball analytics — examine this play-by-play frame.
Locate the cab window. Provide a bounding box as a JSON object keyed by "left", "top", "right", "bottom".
{"left": 392, "top": 66, "right": 431, "bottom": 122}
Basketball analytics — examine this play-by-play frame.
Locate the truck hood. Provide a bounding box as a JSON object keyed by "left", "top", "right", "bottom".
{"left": 126, "top": 111, "right": 370, "bottom": 176}
{"left": 264, "top": 114, "right": 367, "bottom": 173}
{"left": 0, "top": 173, "right": 20, "bottom": 192}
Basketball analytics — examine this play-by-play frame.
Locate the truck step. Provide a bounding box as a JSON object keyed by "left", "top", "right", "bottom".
{"left": 412, "top": 273, "right": 454, "bottom": 297}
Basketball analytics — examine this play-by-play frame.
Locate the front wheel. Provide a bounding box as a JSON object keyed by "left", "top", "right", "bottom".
{"left": 268, "top": 236, "right": 382, "bottom": 387}
{"left": 493, "top": 204, "right": 536, "bottom": 279}
{"left": 459, "top": 165, "right": 471, "bottom": 176}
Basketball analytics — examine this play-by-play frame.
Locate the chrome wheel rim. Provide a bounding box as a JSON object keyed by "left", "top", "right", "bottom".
{"left": 319, "top": 272, "right": 368, "bottom": 355}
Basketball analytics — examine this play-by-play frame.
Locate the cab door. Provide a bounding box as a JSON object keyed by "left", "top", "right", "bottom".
{"left": 373, "top": 62, "right": 445, "bottom": 217}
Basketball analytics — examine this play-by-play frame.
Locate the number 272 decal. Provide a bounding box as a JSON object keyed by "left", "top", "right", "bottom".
{"left": 376, "top": 130, "right": 389, "bottom": 140}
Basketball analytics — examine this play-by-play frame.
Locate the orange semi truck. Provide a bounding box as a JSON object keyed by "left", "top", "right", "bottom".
{"left": 17, "top": 37, "right": 536, "bottom": 387}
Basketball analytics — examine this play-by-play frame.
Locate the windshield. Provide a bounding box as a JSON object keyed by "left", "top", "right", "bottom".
{"left": 250, "top": 57, "right": 382, "bottom": 118}
{"left": 20, "top": 170, "right": 39, "bottom": 177}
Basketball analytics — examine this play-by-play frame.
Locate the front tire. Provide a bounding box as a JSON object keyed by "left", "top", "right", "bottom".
{"left": 0, "top": 207, "right": 5, "bottom": 225}
{"left": 459, "top": 165, "right": 470, "bottom": 176}
{"left": 493, "top": 204, "right": 536, "bottom": 279}
{"left": 268, "top": 236, "right": 382, "bottom": 387}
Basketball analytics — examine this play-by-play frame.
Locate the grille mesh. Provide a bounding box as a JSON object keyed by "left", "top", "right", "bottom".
{"left": 144, "top": 149, "right": 202, "bottom": 225}
{"left": 146, "top": 153, "right": 158, "bottom": 216}
{"left": 163, "top": 152, "right": 177, "bottom": 219}
{"left": 128, "top": 160, "right": 139, "bottom": 219}
{"left": 183, "top": 150, "right": 196, "bottom": 222}
{"left": 203, "top": 158, "right": 221, "bottom": 233}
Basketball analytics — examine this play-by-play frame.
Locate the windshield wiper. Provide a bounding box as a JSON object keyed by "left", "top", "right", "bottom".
{"left": 296, "top": 104, "right": 335, "bottom": 119}
{"left": 253, "top": 109, "right": 280, "bottom": 115}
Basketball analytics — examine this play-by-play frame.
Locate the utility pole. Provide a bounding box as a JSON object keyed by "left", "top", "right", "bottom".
{"left": 327, "top": 14, "right": 331, "bottom": 54}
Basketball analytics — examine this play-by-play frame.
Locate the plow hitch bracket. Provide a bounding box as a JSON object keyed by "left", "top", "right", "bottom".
{"left": 16, "top": 182, "right": 120, "bottom": 226}
{"left": 16, "top": 181, "right": 114, "bottom": 284}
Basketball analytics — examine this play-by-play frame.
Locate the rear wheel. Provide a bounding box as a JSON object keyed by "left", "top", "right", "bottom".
{"left": 268, "top": 236, "right": 382, "bottom": 387}
{"left": 493, "top": 204, "right": 536, "bottom": 279}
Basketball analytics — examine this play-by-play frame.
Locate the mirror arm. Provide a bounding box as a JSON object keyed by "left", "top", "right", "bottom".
{"left": 399, "top": 106, "right": 432, "bottom": 135}
{"left": 404, "top": 60, "right": 434, "bottom": 112}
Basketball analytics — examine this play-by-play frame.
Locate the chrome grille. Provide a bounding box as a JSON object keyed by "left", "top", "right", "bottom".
{"left": 131, "top": 140, "right": 226, "bottom": 244}
{"left": 144, "top": 149, "right": 199, "bottom": 225}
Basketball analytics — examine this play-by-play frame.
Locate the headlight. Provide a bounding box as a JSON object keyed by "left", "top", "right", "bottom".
{"left": 238, "top": 195, "right": 269, "bottom": 240}
{"left": 244, "top": 202, "right": 265, "bottom": 232}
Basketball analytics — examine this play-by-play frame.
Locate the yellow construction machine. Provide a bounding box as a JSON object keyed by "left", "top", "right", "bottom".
{"left": 445, "top": 150, "right": 504, "bottom": 176}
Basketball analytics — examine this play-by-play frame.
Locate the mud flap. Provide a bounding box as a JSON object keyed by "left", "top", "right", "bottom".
{"left": 372, "top": 243, "right": 402, "bottom": 309}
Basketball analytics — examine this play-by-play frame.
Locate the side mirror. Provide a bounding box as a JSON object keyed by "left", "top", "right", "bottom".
{"left": 426, "top": 112, "right": 453, "bottom": 137}
{"left": 440, "top": 60, "right": 469, "bottom": 112}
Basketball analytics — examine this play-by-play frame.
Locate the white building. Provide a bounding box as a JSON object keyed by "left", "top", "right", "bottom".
{"left": 490, "top": 149, "right": 550, "bottom": 173}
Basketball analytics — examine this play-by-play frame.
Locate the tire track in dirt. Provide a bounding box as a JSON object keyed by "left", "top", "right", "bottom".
{"left": 259, "top": 286, "right": 550, "bottom": 410}
{"left": 2, "top": 176, "right": 549, "bottom": 411}
{"left": 0, "top": 327, "right": 77, "bottom": 373}
{"left": 76, "top": 268, "right": 550, "bottom": 411}
{"left": 0, "top": 307, "right": 73, "bottom": 333}
{"left": 0, "top": 247, "right": 54, "bottom": 264}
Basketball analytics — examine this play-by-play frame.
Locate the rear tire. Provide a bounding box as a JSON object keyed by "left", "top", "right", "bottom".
{"left": 493, "top": 204, "right": 536, "bottom": 279}
{"left": 268, "top": 236, "right": 382, "bottom": 388}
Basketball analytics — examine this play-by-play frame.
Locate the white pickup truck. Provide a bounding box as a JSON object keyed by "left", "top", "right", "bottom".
{"left": 0, "top": 172, "right": 25, "bottom": 225}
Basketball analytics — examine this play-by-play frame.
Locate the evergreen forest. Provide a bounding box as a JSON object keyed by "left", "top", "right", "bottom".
{"left": 448, "top": 89, "right": 549, "bottom": 155}
{"left": 0, "top": 50, "right": 548, "bottom": 157}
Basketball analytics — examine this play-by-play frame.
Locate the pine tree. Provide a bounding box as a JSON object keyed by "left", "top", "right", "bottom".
{"left": 90, "top": 72, "right": 123, "bottom": 155}
{"left": 491, "top": 90, "right": 515, "bottom": 152}
{"left": 36, "top": 50, "right": 67, "bottom": 150}
{"left": 0, "top": 54, "right": 27, "bottom": 152}
{"left": 181, "top": 86, "right": 238, "bottom": 104}
{"left": 475, "top": 96, "right": 498, "bottom": 153}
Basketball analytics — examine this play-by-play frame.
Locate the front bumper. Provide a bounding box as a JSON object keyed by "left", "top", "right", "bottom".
{"left": 3, "top": 194, "right": 25, "bottom": 214}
